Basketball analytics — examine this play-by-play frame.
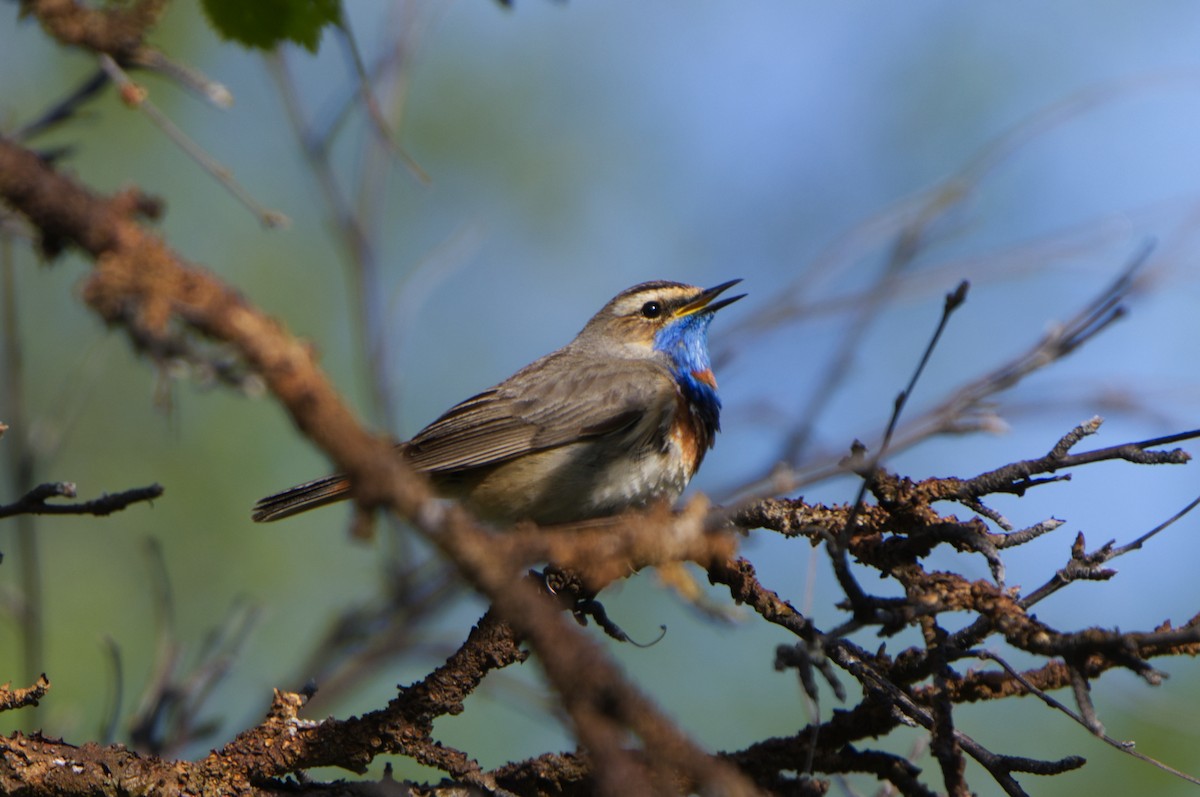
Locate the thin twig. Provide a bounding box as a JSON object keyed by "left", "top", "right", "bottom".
{"left": 949, "top": 422, "right": 1198, "bottom": 502}
{"left": 0, "top": 481, "right": 163, "bottom": 518}
{"left": 1019, "top": 492, "right": 1200, "bottom": 609}
{"left": 831, "top": 281, "right": 969, "bottom": 623}
{"left": 1109, "top": 490, "right": 1200, "bottom": 556}
{"left": 126, "top": 47, "right": 233, "bottom": 108}
{"left": 975, "top": 650, "right": 1200, "bottom": 787}
{"left": 840, "top": 643, "right": 1082, "bottom": 797}
{"left": 335, "top": 20, "right": 429, "bottom": 183}
{"left": 727, "top": 244, "right": 1151, "bottom": 503}
{"left": 99, "top": 637, "right": 124, "bottom": 744}
{"left": 95, "top": 55, "right": 289, "bottom": 229}
{"left": 13, "top": 69, "right": 110, "bottom": 141}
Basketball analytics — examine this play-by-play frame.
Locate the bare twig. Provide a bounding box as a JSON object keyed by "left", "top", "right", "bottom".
{"left": 12, "top": 69, "right": 110, "bottom": 142}
{"left": 95, "top": 55, "right": 289, "bottom": 229}
{"left": 943, "top": 421, "right": 1197, "bottom": 502}
{"left": 1019, "top": 492, "right": 1200, "bottom": 609}
{"left": 728, "top": 244, "right": 1152, "bottom": 503}
{"left": 334, "top": 20, "right": 429, "bottom": 183}
{"left": 124, "top": 540, "right": 261, "bottom": 757}
{"left": 830, "top": 281, "right": 970, "bottom": 624}
{"left": 0, "top": 481, "right": 163, "bottom": 518}
{"left": 126, "top": 48, "right": 233, "bottom": 109}
{"left": 975, "top": 650, "right": 1200, "bottom": 787}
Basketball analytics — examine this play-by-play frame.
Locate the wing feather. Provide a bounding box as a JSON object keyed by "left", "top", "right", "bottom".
{"left": 405, "top": 351, "right": 675, "bottom": 474}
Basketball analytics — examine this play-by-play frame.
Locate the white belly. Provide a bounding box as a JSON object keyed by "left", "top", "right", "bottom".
{"left": 458, "top": 436, "right": 692, "bottom": 526}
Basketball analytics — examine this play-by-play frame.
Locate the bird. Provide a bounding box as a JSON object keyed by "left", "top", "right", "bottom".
{"left": 252, "top": 279, "right": 744, "bottom": 526}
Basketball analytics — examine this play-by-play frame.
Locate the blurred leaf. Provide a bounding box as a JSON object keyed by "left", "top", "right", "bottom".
{"left": 199, "top": 0, "right": 342, "bottom": 52}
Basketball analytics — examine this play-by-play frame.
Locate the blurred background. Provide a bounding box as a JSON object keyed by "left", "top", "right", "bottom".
{"left": 3, "top": 2, "right": 1200, "bottom": 794}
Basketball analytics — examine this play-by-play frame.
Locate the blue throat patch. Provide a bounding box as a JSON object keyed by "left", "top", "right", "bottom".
{"left": 653, "top": 313, "right": 722, "bottom": 434}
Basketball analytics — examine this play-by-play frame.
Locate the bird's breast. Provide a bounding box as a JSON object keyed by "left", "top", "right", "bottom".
{"left": 543, "top": 383, "right": 705, "bottom": 518}
{"left": 669, "top": 388, "right": 709, "bottom": 478}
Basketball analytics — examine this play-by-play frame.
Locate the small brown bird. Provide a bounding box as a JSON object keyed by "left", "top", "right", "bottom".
{"left": 252, "top": 279, "right": 743, "bottom": 525}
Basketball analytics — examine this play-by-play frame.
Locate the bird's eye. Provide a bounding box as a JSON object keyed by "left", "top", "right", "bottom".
{"left": 641, "top": 300, "right": 663, "bottom": 319}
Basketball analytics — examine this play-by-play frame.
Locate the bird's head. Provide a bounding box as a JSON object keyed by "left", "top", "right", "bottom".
{"left": 576, "top": 279, "right": 744, "bottom": 382}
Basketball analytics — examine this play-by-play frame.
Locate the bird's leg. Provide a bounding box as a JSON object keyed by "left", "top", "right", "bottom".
{"left": 536, "top": 563, "right": 592, "bottom": 605}
{"left": 529, "top": 565, "right": 666, "bottom": 647}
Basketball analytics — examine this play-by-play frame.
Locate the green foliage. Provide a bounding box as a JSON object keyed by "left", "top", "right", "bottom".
{"left": 199, "top": 0, "right": 342, "bottom": 52}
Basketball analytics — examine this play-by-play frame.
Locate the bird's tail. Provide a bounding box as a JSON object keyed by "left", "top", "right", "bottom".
{"left": 251, "top": 474, "right": 351, "bottom": 522}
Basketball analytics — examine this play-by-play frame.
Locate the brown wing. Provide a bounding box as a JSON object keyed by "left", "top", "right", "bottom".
{"left": 404, "top": 350, "right": 677, "bottom": 474}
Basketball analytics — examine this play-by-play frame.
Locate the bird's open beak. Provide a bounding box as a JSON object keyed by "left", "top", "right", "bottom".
{"left": 675, "top": 278, "right": 746, "bottom": 318}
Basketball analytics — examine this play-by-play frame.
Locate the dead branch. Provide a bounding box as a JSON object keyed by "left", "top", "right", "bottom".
{"left": 0, "top": 481, "right": 163, "bottom": 518}
{"left": 0, "top": 675, "right": 50, "bottom": 713}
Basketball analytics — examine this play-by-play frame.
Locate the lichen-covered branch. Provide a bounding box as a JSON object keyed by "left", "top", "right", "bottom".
{"left": 0, "top": 675, "right": 50, "bottom": 713}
